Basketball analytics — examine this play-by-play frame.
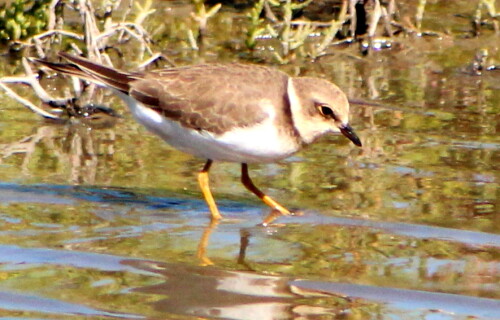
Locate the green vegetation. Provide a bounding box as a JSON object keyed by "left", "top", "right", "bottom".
{"left": 0, "top": 0, "right": 51, "bottom": 43}
{"left": 246, "top": 0, "right": 316, "bottom": 62}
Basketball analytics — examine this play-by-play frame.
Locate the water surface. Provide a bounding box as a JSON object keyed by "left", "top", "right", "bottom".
{"left": 0, "top": 1, "right": 498, "bottom": 319}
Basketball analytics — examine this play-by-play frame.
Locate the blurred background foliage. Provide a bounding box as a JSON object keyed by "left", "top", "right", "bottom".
{"left": 0, "top": 0, "right": 50, "bottom": 43}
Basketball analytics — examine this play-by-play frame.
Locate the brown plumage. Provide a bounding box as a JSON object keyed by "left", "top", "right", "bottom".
{"left": 131, "top": 63, "right": 293, "bottom": 135}
{"left": 36, "top": 53, "right": 297, "bottom": 137}
{"left": 33, "top": 52, "right": 361, "bottom": 223}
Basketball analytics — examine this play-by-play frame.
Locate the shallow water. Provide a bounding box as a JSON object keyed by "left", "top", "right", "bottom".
{"left": 0, "top": 1, "right": 499, "bottom": 319}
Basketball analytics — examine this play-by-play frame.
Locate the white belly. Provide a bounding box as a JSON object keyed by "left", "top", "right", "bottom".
{"left": 121, "top": 95, "right": 300, "bottom": 163}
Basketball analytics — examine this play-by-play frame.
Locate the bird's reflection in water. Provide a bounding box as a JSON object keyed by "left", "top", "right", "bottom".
{"left": 196, "top": 219, "right": 219, "bottom": 266}
{"left": 196, "top": 209, "right": 293, "bottom": 268}
{"left": 142, "top": 216, "right": 346, "bottom": 320}
{"left": 124, "top": 253, "right": 345, "bottom": 320}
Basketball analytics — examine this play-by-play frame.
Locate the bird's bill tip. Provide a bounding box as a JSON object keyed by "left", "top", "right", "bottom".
{"left": 340, "top": 124, "right": 362, "bottom": 147}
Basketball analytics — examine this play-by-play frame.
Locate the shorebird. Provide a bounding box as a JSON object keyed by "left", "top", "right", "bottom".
{"left": 35, "top": 52, "right": 362, "bottom": 225}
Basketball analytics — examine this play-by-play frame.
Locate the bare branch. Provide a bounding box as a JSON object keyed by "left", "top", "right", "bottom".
{"left": 0, "top": 82, "right": 59, "bottom": 119}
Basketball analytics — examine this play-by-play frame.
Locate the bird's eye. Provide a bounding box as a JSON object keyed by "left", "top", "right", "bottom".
{"left": 317, "top": 104, "right": 337, "bottom": 120}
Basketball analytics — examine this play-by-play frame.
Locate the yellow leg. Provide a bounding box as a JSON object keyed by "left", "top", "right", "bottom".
{"left": 197, "top": 160, "right": 222, "bottom": 220}
{"left": 197, "top": 219, "right": 219, "bottom": 266}
{"left": 240, "top": 163, "right": 291, "bottom": 217}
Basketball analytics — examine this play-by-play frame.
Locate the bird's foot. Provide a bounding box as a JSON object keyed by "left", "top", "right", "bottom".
{"left": 260, "top": 208, "right": 304, "bottom": 227}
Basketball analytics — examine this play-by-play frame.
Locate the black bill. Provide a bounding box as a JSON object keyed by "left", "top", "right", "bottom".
{"left": 340, "top": 124, "right": 362, "bottom": 147}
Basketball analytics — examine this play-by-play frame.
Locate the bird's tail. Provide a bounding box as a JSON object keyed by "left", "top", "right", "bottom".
{"left": 32, "top": 52, "right": 133, "bottom": 93}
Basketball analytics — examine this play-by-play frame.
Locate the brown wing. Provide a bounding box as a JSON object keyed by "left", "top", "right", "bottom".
{"left": 40, "top": 53, "right": 292, "bottom": 136}
{"left": 57, "top": 52, "right": 133, "bottom": 93}
{"left": 129, "top": 64, "right": 290, "bottom": 135}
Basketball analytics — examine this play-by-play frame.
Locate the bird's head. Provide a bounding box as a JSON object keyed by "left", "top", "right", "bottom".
{"left": 288, "top": 77, "right": 362, "bottom": 147}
